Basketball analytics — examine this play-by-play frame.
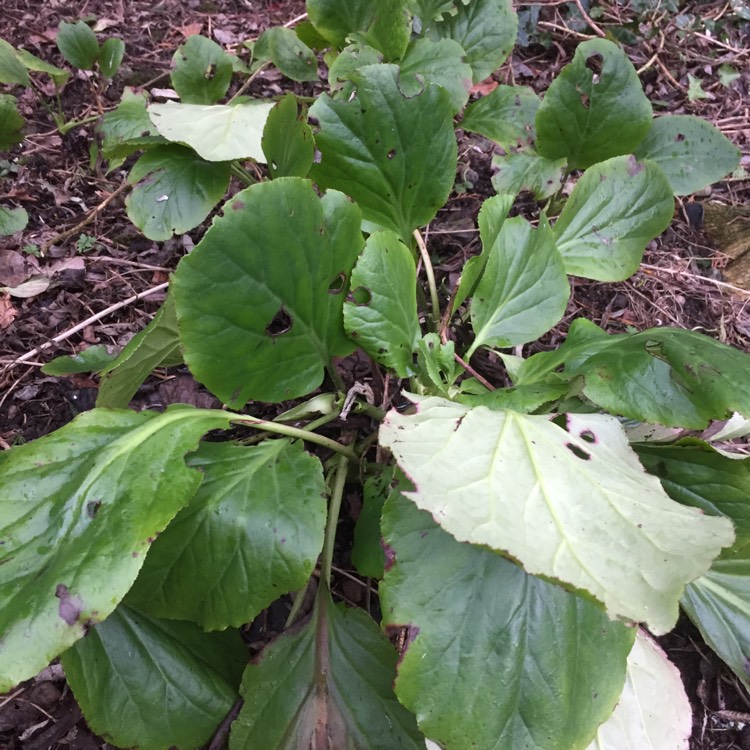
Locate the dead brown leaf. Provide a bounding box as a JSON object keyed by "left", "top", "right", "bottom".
{"left": 0, "top": 293, "right": 17, "bottom": 329}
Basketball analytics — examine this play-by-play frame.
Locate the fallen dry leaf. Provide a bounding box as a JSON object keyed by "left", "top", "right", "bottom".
{"left": 469, "top": 79, "right": 499, "bottom": 95}
{"left": 0, "top": 293, "right": 17, "bottom": 329}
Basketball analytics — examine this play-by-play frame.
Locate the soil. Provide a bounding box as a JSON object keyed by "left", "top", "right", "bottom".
{"left": 0, "top": 0, "right": 749, "bottom": 748}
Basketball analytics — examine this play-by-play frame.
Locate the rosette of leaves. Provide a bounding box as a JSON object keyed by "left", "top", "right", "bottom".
{"left": 2, "top": 9, "right": 749, "bottom": 750}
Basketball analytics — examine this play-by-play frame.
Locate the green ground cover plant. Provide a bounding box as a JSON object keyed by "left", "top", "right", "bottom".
{"left": 1, "top": 1, "right": 748, "bottom": 748}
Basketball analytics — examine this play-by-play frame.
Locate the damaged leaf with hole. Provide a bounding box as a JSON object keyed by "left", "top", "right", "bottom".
{"left": 172, "top": 178, "right": 364, "bottom": 405}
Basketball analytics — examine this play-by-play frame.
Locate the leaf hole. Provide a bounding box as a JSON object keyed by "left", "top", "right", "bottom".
{"left": 328, "top": 272, "right": 346, "bottom": 294}
{"left": 566, "top": 442, "right": 591, "bottom": 460}
{"left": 579, "top": 93, "right": 590, "bottom": 108}
{"left": 675, "top": 133, "right": 686, "bottom": 142}
{"left": 585, "top": 53, "right": 604, "bottom": 74}
{"left": 579, "top": 429, "right": 596, "bottom": 444}
{"left": 351, "top": 286, "right": 372, "bottom": 306}
{"left": 265, "top": 307, "right": 293, "bottom": 336}
{"left": 387, "top": 149, "right": 396, "bottom": 159}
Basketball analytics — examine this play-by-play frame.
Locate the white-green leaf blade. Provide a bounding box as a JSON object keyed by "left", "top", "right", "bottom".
{"left": 127, "top": 440, "right": 327, "bottom": 630}
{"left": 344, "top": 230, "right": 420, "bottom": 377}
{"left": 379, "top": 397, "right": 735, "bottom": 634}
{"left": 0, "top": 406, "right": 233, "bottom": 691}
{"left": 587, "top": 630, "right": 691, "bottom": 750}
{"left": 552, "top": 155, "right": 674, "bottom": 281}
{"left": 468, "top": 216, "right": 570, "bottom": 356}
{"left": 62, "top": 603, "right": 246, "bottom": 750}
{"left": 148, "top": 101, "right": 274, "bottom": 162}
{"left": 310, "top": 63, "right": 457, "bottom": 243}
{"left": 381, "top": 490, "right": 635, "bottom": 750}
{"left": 229, "top": 589, "right": 424, "bottom": 749}
{"left": 633, "top": 115, "right": 740, "bottom": 196}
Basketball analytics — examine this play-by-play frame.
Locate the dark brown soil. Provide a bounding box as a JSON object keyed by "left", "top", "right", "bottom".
{"left": 1, "top": 0, "right": 749, "bottom": 748}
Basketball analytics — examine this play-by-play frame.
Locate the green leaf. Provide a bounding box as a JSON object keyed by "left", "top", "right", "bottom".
{"left": 343, "top": 230, "right": 420, "bottom": 378}
{"left": 125, "top": 144, "right": 231, "bottom": 241}
{"left": 13, "top": 47, "right": 69, "bottom": 86}
{"left": 352, "top": 0, "right": 412, "bottom": 61}
{"left": 261, "top": 94, "right": 314, "bottom": 179}
{"left": 148, "top": 100, "right": 274, "bottom": 162}
{"left": 633, "top": 115, "right": 740, "bottom": 196}
{"left": 587, "top": 630, "right": 692, "bottom": 749}
{"left": 127, "top": 440, "right": 327, "bottom": 630}
{"left": 255, "top": 27, "right": 318, "bottom": 82}
{"left": 0, "top": 406, "right": 233, "bottom": 691}
{"left": 294, "top": 20, "right": 332, "bottom": 50}
{"left": 171, "top": 35, "right": 233, "bottom": 104}
{"left": 311, "top": 64, "right": 457, "bottom": 242}
{"left": 96, "top": 294, "right": 182, "bottom": 408}
{"left": 306, "top": 0, "right": 376, "bottom": 48}
{"left": 0, "top": 94, "right": 25, "bottom": 149}
{"left": 512, "top": 317, "right": 612, "bottom": 386}
{"left": 407, "top": 0, "right": 459, "bottom": 21}
{"left": 568, "top": 328, "right": 750, "bottom": 429}
{"left": 229, "top": 587, "right": 424, "bottom": 749}
{"left": 462, "top": 84, "right": 540, "bottom": 151}
{"left": 398, "top": 38, "right": 473, "bottom": 114}
{"left": 687, "top": 73, "right": 709, "bottom": 101}
{"left": 458, "top": 381, "right": 569, "bottom": 412}
{"left": 682, "top": 560, "right": 750, "bottom": 691}
{"left": 423, "top": 0, "right": 518, "bottom": 84}
{"left": 491, "top": 150, "right": 566, "bottom": 200}
{"left": 0, "top": 203, "right": 27, "bottom": 235}
{"left": 452, "top": 193, "right": 514, "bottom": 313}
{"left": 536, "top": 39, "right": 652, "bottom": 170}
{"left": 61, "top": 603, "right": 246, "bottom": 750}
{"left": 42, "top": 345, "right": 116, "bottom": 375}
{"left": 327, "top": 42, "right": 383, "bottom": 91}
{"left": 380, "top": 491, "right": 635, "bottom": 750}
{"left": 414, "top": 333, "right": 463, "bottom": 396}
{"left": 99, "top": 88, "right": 161, "bottom": 160}
{"left": 56, "top": 20, "right": 100, "bottom": 71}
{"left": 351, "top": 468, "right": 393, "bottom": 579}
{"left": 0, "top": 39, "right": 30, "bottom": 85}
{"left": 98, "top": 37, "right": 125, "bottom": 78}
{"left": 635, "top": 440, "right": 750, "bottom": 557}
{"left": 172, "top": 178, "right": 363, "bottom": 406}
{"left": 552, "top": 155, "right": 674, "bottom": 281}
{"left": 718, "top": 64, "right": 740, "bottom": 87}
{"left": 379, "top": 396, "right": 735, "bottom": 634}
{"left": 467, "top": 216, "right": 570, "bottom": 356}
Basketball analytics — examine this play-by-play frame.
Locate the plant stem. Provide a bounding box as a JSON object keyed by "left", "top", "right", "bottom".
{"left": 353, "top": 401, "right": 387, "bottom": 421}
{"left": 321, "top": 454, "right": 349, "bottom": 588}
{"left": 284, "top": 576, "right": 314, "bottom": 629}
{"left": 413, "top": 229, "right": 440, "bottom": 331}
{"left": 228, "top": 61, "right": 271, "bottom": 103}
{"left": 230, "top": 162, "right": 256, "bottom": 186}
{"left": 233, "top": 415, "right": 359, "bottom": 462}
